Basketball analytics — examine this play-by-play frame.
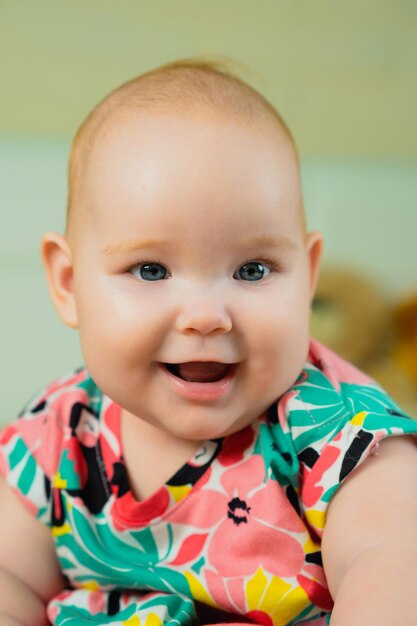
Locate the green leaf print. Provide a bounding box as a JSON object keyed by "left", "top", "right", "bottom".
{"left": 52, "top": 588, "right": 196, "bottom": 626}
{"left": 9, "top": 438, "right": 29, "bottom": 470}
{"left": 56, "top": 499, "right": 191, "bottom": 597}
{"left": 340, "top": 383, "right": 410, "bottom": 418}
{"left": 18, "top": 453, "right": 37, "bottom": 496}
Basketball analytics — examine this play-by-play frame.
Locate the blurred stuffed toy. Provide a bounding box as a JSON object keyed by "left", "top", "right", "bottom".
{"left": 311, "top": 266, "right": 417, "bottom": 417}
{"left": 392, "top": 294, "right": 417, "bottom": 387}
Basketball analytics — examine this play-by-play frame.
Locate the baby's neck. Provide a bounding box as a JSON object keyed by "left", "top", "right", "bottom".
{"left": 120, "top": 408, "right": 202, "bottom": 501}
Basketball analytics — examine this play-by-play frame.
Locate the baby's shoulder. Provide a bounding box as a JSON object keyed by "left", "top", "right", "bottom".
{"left": 291, "top": 339, "right": 407, "bottom": 418}
{"left": 18, "top": 367, "right": 98, "bottom": 421}
{"left": 0, "top": 367, "right": 103, "bottom": 519}
{"left": 0, "top": 368, "right": 100, "bottom": 478}
{"left": 274, "top": 339, "right": 414, "bottom": 455}
{"left": 264, "top": 340, "right": 417, "bottom": 538}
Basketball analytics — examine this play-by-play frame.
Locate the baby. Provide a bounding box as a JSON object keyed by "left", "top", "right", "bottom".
{"left": 1, "top": 59, "right": 417, "bottom": 626}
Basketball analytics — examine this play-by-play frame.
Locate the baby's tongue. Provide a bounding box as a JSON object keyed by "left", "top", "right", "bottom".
{"left": 177, "top": 362, "right": 230, "bottom": 383}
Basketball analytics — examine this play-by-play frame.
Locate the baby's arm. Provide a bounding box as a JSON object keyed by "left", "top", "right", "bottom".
{"left": 322, "top": 436, "right": 417, "bottom": 625}
{"left": 0, "top": 476, "right": 66, "bottom": 626}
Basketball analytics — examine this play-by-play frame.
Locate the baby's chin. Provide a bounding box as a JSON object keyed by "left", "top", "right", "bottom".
{"left": 168, "top": 414, "right": 258, "bottom": 442}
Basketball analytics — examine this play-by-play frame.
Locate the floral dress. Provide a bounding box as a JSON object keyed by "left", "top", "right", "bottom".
{"left": 1, "top": 339, "right": 416, "bottom": 626}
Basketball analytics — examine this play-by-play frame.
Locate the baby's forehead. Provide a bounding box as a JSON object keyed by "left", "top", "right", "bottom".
{"left": 88, "top": 110, "right": 299, "bottom": 200}
{"left": 96, "top": 107, "right": 292, "bottom": 160}
{"left": 73, "top": 67, "right": 296, "bottom": 173}
{"left": 66, "top": 64, "right": 301, "bottom": 240}
{"left": 70, "top": 113, "right": 303, "bottom": 246}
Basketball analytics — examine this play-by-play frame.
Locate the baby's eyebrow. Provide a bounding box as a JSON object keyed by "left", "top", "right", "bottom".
{"left": 102, "top": 235, "right": 298, "bottom": 256}
{"left": 237, "top": 235, "right": 298, "bottom": 251}
{"left": 102, "top": 238, "right": 174, "bottom": 256}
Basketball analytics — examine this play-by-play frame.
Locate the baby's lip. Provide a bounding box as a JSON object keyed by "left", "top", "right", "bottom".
{"left": 160, "top": 359, "right": 239, "bottom": 365}
{"left": 158, "top": 361, "right": 239, "bottom": 400}
{"left": 159, "top": 361, "right": 241, "bottom": 384}
{"left": 159, "top": 356, "right": 239, "bottom": 365}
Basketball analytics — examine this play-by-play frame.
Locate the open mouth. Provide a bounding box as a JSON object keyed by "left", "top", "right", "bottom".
{"left": 163, "top": 362, "right": 234, "bottom": 383}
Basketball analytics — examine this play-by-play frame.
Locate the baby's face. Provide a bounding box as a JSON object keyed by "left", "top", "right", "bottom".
{"left": 69, "top": 111, "right": 321, "bottom": 441}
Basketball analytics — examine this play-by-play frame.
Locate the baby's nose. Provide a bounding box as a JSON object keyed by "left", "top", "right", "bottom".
{"left": 175, "top": 300, "right": 232, "bottom": 335}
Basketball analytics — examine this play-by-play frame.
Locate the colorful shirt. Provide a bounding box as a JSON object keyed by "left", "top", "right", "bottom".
{"left": 1, "top": 339, "right": 417, "bottom": 626}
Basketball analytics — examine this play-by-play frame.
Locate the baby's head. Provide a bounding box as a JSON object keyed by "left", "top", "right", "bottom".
{"left": 42, "top": 59, "right": 322, "bottom": 442}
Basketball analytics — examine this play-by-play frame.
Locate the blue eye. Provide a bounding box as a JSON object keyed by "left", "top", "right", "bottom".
{"left": 235, "top": 262, "right": 271, "bottom": 281}
{"left": 131, "top": 263, "right": 168, "bottom": 281}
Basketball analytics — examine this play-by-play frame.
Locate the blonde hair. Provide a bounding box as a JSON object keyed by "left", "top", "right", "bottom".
{"left": 67, "top": 57, "right": 297, "bottom": 237}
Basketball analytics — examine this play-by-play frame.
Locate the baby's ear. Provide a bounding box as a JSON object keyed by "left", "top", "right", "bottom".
{"left": 40, "top": 233, "right": 78, "bottom": 328}
{"left": 306, "top": 231, "right": 323, "bottom": 301}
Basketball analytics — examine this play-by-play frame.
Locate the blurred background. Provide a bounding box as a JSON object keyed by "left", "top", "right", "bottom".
{"left": 1, "top": 0, "right": 416, "bottom": 422}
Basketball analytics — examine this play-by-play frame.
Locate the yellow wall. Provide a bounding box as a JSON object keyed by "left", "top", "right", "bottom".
{"left": 2, "top": 0, "right": 416, "bottom": 156}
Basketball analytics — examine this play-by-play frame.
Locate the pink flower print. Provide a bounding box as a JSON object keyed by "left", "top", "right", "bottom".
{"left": 301, "top": 443, "right": 341, "bottom": 509}
{"left": 45, "top": 369, "right": 89, "bottom": 397}
{"left": 168, "top": 455, "right": 305, "bottom": 590}
{"left": 13, "top": 387, "right": 90, "bottom": 479}
{"left": 74, "top": 408, "right": 100, "bottom": 448}
{"left": 87, "top": 591, "right": 106, "bottom": 615}
{"left": 168, "top": 455, "right": 309, "bottom": 620}
{"left": 169, "top": 532, "right": 209, "bottom": 566}
{"left": 206, "top": 455, "right": 305, "bottom": 579}
{"left": 276, "top": 390, "right": 298, "bottom": 430}
{"left": 309, "top": 339, "right": 373, "bottom": 387}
